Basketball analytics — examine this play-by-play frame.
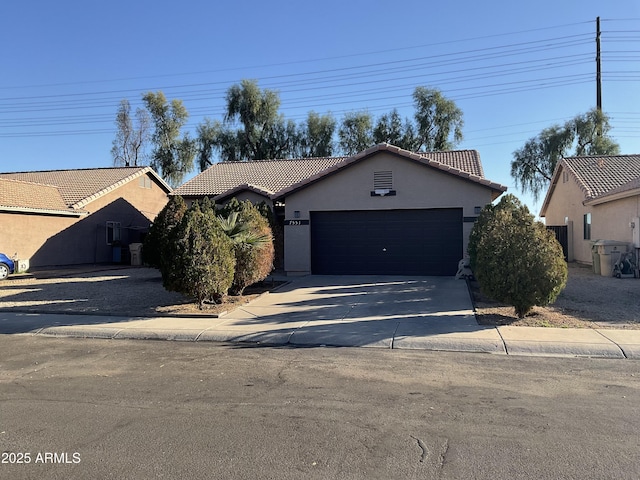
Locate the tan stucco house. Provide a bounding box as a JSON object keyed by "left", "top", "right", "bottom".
{"left": 540, "top": 154, "right": 640, "bottom": 264}
{"left": 0, "top": 166, "right": 171, "bottom": 269}
{"left": 174, "top": 144, "right": 506, "bottom": 276}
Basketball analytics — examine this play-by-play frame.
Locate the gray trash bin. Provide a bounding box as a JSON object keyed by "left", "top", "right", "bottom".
{"left": 591, "top": 241, "right": 601, "bottom": 275}
{"left": 129, "top": 243, "right": 143, "bottom": 266}
{"left": 594, "top": 240, "right": 629, "bottom": 277}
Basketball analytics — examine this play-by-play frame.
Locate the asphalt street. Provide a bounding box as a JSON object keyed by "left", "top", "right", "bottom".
{"left": 1, "top": 335, "right": 638, "bottom": 480}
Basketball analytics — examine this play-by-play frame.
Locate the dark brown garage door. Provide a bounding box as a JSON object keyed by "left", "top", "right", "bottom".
{"left": 310, "top": 209, "right": 462, "bottom": 275}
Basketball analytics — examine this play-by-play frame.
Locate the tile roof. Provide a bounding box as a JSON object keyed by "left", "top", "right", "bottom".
{"left": 0, "top": 178, "right": 81, "bottom": 215}
{"left": 561, "top": 154, "right": 640, "bottom": 200}
{"left": 417, "top": 150, "right": 484, "bottom": 177}
{"left": 173, "top": 156, "right": 348, "bottom": 197}
{"left": 173, "top": 144, "right": 501, "bottom": 199}
{"left": 0, "top": 166, "right": 170, "bottom": 210}
{"left": 540, "top": 154, "right": 640, "bottom": 216}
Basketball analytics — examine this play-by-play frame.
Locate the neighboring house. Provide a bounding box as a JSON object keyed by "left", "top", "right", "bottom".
{"left": 540, "top": 154, "right": 640, "bottom": 264}
{"left": 173, "top": 143, "right": 506, "bottom": 276}
{"left": 0, "top": 167, "right": 171, "bottom": 268}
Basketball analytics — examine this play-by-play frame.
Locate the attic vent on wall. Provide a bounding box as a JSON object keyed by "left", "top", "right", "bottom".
{"left": 371, "top": 171, "right": 396, "bottom": 196}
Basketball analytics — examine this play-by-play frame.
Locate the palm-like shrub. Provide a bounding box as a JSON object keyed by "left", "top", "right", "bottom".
{"left": 468, "top": 194, "right": 567, "bottom": 318}
{"left": 218, "top": 200, "right": 274, "bottom": 295}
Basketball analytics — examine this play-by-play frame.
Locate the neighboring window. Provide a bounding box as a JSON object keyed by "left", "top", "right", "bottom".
{"left": 583, "top": 213, "right": 591, "bottom": 240}
{"left": 562, "top": 171, "right": 569, "bottom": 183}
{"left": 139, "top": 176, "right": 152, "bottom": 189}
{"left": 106, "top": 221, "right": 122, "bottom": 245}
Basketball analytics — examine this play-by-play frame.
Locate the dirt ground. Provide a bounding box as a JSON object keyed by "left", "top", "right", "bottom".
{"left": 0, "top": 263, "right": 638, "bottom": 328}
{"left": 472, "top": 262, "right": 640, "bottom": 329}
{"left": 0, "top": 266, "right": 281, "bottom": 317}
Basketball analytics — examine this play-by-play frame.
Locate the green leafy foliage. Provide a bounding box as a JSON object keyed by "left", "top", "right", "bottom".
{"left": 468, "top": 194, "right": 568, "bottom": 318}
{"left": 511, "top": 108, "right": 620, "bottom": 201}
{"left": 142, "top": 91, "right": 196, "bottom": 187}
{"left": 218, "top": 199, "right": 275, "bottom": 295}
{"left": 195, "top": 81, "right": 465, "bottom": 167}
{"left": 169, "top": 202, "right": 236, "bottom": 307}
{"left": 411, "top": 87, "right": 464, "bottom": 151}
{"left": 143, "top": 195, "right": 187, "bottom": 271}
{"left": 338, "top": 111, "right": 374, "bottom": 155}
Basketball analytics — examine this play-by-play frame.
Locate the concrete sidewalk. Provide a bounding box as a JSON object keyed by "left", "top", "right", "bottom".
{"left": 1, "top": 275, "right": 638, "bottom": 359}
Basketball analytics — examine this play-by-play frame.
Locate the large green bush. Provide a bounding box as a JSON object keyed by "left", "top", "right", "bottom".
{"left": 143, "top": 195, "right": 187, "bottom": 271}
{"left": 468, "top": 194, "right": 568, "bottom": 318}
{"left": 169, "top": 201, "right": 236, "bottom": 308}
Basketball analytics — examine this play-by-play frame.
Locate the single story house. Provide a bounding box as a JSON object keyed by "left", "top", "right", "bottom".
{"left": 540, "top": 154, "right": 640, "bottom": 264}
{"left": 0, "top": 166, "right": 171, "bottom": 269}
{"left": 173, "top": 144, "right": 506, "bottom": 276}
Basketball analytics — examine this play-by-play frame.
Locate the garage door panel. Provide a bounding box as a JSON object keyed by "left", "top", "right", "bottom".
{"left": 311, "top": 209, "right": 462, "bottom": 275}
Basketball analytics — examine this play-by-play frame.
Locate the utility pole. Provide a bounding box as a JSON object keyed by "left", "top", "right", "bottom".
{"left": 596, "top": 16, "right": 602, "bottom": 112}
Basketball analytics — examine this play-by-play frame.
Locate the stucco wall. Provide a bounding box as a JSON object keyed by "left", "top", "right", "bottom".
{"left": 592, "top": 196, "right": 639, "bottom": 246}
{"left": 283, "top": 152, "right": 496, "bottom": 274}
{"left": 2, "top": 173, "right": 169, "bottom": 268}
{"left": 221, "top": 191, "right": 273, "bottom": 209}
{"left": 544, "top": 166, "right": 640, "bottom": 263}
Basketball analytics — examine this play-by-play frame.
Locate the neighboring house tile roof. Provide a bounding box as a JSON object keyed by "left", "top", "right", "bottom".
{"left": 173, "top": 144, "right": 502, "bottom": 199}
{"left": 540, "top": 154, "right": 640, "bottom": 216}
{"left": 562, "top": 154, "right": 640, "bottom": 200}
{"left": 0, "top": 178, "right": 82, "bottom": 216}
{"left": 0, "top": 166, "right": 171, "bottom": 210}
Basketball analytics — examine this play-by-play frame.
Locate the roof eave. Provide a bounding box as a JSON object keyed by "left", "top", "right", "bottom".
{"left": 584, "top": 187, "right": 640, "bottom": 206}
{"left": 0, "top": 205, "right": 87, "bottom": 217}
{"left": 71, "top": 167, "right": 171, "bottom": 209}
{"left": 275, "top": 143, "right": 506, "bottom": 201}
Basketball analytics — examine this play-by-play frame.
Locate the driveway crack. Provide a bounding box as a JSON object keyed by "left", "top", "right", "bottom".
{"left": 409, "top": 435, "right": 428, "bottom": 463}
{"left": 436, "top": 438, "right": 450, "bottom": 474}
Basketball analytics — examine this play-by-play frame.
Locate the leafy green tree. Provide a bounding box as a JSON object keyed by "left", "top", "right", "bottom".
{"left": 338, "top": 111, "right": 373, "bottom": 155}
{"left": 346, "top": 87, "right": 462, "bottom": 153}
{"left": 197, "top": 80, "right": 304, "bottom": 165}
{"left": 412, "top": 86, "right": 464, "bottom": 151}
{"left": 373, "top": 109, "right": 417, "bottom": 150}
{"left": 143, "top": 195, "right": 187, "bottom": 272}
{"left": 142, "top": 91, "right": 196, "bottom": 187}
{"left": 468, "top": 194, "right": 567, "bottom": 318}
{"left": 169, "top": 202, "right": 236, "bottom": 307}
{"left": 111, "top": 99, "right": 150, "bottom": 167}
{"left": 511, "top": 108, "right": 620, "bottom": 201}
{"left": 298, "top": 111, "right": 336, "bottom": 157}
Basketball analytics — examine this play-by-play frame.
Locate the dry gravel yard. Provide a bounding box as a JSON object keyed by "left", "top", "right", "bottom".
{"left": 0, "top": 263, "right": 638, "bottom": 328}
{"left": 0, "top": 266, "right": 274, "bottom": 317}
{"left": 472, "top": 262, "right": 640, "bottom": 329}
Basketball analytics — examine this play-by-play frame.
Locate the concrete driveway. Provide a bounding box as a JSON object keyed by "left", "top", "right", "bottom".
{"left": 4, "top": 274, "right": 638, "bottom": 357}
{"left": 202, "top": 275, "right": 505, "bottom": 352}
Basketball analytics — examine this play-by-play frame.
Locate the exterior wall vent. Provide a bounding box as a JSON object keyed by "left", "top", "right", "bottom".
{"left": 371, "top": 171, "right": 396, "bottom": 196}
{"left": 374, "top": 171, "right": 393, "bottom": 190}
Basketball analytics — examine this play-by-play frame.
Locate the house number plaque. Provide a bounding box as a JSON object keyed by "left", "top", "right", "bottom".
{"left": 284, "top": 220, "right": 309, "bottom": 226}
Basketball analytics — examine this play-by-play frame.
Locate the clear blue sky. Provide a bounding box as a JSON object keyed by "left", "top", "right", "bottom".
{"left": 1, "top": 0, "right": 639, "bottom": 216}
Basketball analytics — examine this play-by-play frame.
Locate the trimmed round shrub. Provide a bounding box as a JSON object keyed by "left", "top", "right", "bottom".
{"left": 169, "top": 202, "right": 236, "bottom": 308}
{"left": 468, "top": 194, "right": 568, "bottom": 318}
{"left": 143, "top": 195, "right": 187, "bottom": 271}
